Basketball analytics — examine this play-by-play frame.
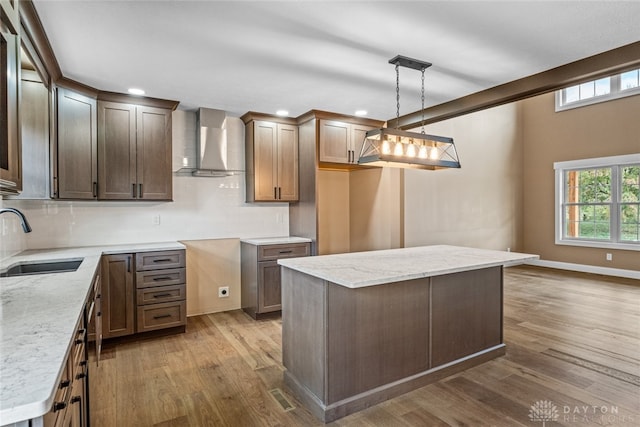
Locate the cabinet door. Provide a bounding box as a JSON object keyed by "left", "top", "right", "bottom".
{"left": 350, "top": 124, "right": 374, "bottom": 164}
{"left": 56, "top": 88, "right": 97, "bottom": 199}
{"left": 258, "top": 260, "right": 282, "bottom": 313}
{"left": 0, "top": 31, "right": 21, "bottom": 194}
{"left": 276, "top": 123, "right": 298, "bottom": 201}
{"left": 101, "top": 254, "right": 135, "bottom": 338}
{"left": 253, "top": 121, "right": 278, "bottom": 201}
{"left": 319, "top": 120, "right": 349, "bottom": 164}
{"left": 97, "top": 101, "right": 136, "bottom": 200}
{"left": 136, "top": 106, "right": 172, "bottom": 200}
{"left": 18, "top": 75, "right": 49, "bottom": 199}
{"left": 94, "top": 274, "right": 102, "bottom": 363}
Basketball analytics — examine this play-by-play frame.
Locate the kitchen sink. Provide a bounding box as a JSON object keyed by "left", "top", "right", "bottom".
{"left": 0, "top": 259, "right": 83, "bottom": 277}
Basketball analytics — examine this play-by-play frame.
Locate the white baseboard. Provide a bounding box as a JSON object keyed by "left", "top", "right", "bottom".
{"left": 524, "top": 259, "right": 640, "bottom": 280}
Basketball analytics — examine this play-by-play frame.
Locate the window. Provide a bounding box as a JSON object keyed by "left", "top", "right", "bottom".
{"left": 556, "top": 68, "right": 640, "bottom": 111}
{"left": 555, "top": 154, "right": 640, "bottom": 251}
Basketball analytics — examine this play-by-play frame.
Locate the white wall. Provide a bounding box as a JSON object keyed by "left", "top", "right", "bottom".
{"left": 403, "top": 102, "right": 524, "bottom": 251}
{"left": 1, "top": 174, "right": 288, "bottom": 256}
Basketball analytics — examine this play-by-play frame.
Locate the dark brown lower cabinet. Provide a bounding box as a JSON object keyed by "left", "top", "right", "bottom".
{"left": 101, "top": 250, "right": 186, "bottom": 339}
{"left": 241, "top": 240, "right": 311, "bottom": 319}
{"left": 101, "top": 253, "right": 135, "bottom": 338}
{"left": 44, "top": 297, "right": 89, "bottom": 427}
{"left": 258, "top": 261, "right": 282, "bottom": 313}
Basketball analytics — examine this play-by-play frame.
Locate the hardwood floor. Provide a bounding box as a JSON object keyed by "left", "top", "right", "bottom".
{"left": 89, "top": 266, "right": 640, "bottom": 426}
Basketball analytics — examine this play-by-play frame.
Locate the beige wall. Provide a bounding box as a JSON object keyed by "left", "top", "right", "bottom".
{"left": 350, "top": 168, "right": 403, "bottom": 252}
{"left": 182, "top": 238, "right": 241, "bottom": 316}
{"left": 521, "top": 92, "right": 640, "bottom": 271}
{"left": 317, "top": 167, "right": 403, "bottom": 255}
{"left": 404, "top": 102, "right": 524, "bottom": 252}
{"left": 317, "top": 169, "right": 351, "bottom": 254}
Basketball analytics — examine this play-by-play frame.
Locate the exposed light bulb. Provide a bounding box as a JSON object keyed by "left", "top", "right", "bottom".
{"left": 418, "top": 146, "right": 428, "bottom": 159}
{"left": 393, "top": 142, "right": 404, "bottom": 156}
{"left": 381, "top": 140, "right": 391, "bottom": 155}
{"left": 429, "top": 147, "right": 439, "bottom": 160}
{"left": 406, "top": 144, "right": 417, "bottom": 158}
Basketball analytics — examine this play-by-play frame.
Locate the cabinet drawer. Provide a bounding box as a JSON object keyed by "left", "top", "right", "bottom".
{"left": 136, "top": 268, "right": 185, "bottom": 288}
{"left": 258, "top": 243, "right": 310, "bottom": 261}
{"left": 137, "top": 301, "right": 186, "bottom": 332}
{"left": 137, "top": 284, "right": 186, "bottom": 305}
{"left": 43, "top": 359, "right": 71, "bottom": 426}
{"left": 136, "top": 250, "right": 185, "bottom": 271}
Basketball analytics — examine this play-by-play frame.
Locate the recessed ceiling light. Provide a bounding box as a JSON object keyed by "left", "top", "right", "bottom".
{"left": 128, "top": 88, "right": 145, "bottom": 96}
{"left": 355, "top": 110, "right": 368, "bottom": 116}
{"left": 276, "top": 110, "right": 289, "bottom": 117}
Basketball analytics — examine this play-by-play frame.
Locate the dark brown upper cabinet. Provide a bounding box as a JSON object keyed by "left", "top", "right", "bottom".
{"left": 55, "top": 87, "right": 97, "bottom": 199}
{"left": 243, "top": 113, "right": 299, "bottom": 202}
{"left": 97, "top": 101, "right": 172, "bottom": 201}
{"left": 0, "top": 29, "right": 21, "bottom": 195}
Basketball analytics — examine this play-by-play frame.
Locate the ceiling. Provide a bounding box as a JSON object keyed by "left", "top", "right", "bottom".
{"left": 33, "top": 1, "right": 640, "bottom": 121}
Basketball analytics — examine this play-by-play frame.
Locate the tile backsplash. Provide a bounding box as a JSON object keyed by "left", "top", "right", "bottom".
{"left": 1, "top": 174, "right": 288, "bottom": 260}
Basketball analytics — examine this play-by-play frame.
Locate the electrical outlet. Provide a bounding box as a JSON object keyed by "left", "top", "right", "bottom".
{"left": 218, "top": 286, "right": 229, "bottom": 298}
{"left": 606, "top": 253, "right": 612, "bottom": 261}
{"left": 152, "top": 215, "right": 161, "bottom": 225}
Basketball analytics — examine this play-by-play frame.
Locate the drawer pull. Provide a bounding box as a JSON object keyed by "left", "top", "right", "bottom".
{"left": 71, "top": 396, "right": 81, "bottom": 404}
{"left": 153, "top": 314, "right": 172, "bottom": 320}
{"left": 152, "top": 258, "right": 173, "bottom": 263}
{"left": 152, "top": 276, "right": 173, "bottom": 281}
{"left": 59, "top": 379, "right": 71, "bottom": 389}
{"left": 153, "top": 293, "right": 173, "bottom": 298}
{"left": 76, "top": 372, "right": 86, "bottom": 380}
{"left": 279, "top": 250, "right": 293, "bottom": 254}
{"left": 53, "top": 401, "right": 67, "bottom": 412}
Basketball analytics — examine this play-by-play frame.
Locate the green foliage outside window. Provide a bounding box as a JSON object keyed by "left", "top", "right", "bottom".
{"left": 564, "top": 165, "right": 639, "bottom": 242}
{"left": 620, "top": 166, "right": 640, "bottom": 241}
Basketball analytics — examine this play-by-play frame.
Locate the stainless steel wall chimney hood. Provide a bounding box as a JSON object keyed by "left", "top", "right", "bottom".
{"left": 193, "top": 108, "right": 245, "bottom": 177}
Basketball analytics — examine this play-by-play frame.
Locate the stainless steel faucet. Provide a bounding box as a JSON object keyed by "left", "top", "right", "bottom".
{"left": 0, "top": 208, "right": 32, "bottom": 233}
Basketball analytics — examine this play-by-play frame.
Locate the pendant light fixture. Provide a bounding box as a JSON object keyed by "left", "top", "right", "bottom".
{"left": 358, "top": 55, "right": 461, "bottom": 170}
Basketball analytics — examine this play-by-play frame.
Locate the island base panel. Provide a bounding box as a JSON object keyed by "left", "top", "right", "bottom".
{"left": 284, "top": 345, "right": 506, "bottom": 423}
{"left": 282, "top": 266, "right": 505, "bottom": 423}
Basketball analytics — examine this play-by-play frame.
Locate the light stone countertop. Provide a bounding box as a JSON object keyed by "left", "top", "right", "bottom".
{"left": 240, "top": 236, "right": 312, "bottom": 245}
{"left": 278, "top": 245, "right": 539, "bottom": 288}
{"left": 0, "top": 242, "right": 185, "bottom": 426}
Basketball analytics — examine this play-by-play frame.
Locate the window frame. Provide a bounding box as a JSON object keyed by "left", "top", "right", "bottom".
{"left": 555, "top": 68, "right": 640, "bottom": 111}
{"left": 554, "top": 154, "right": 640, "bottom": 251}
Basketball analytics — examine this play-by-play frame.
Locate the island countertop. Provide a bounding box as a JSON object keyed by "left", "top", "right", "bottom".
{"left": 278, "top": 245, "right": 538, "bottom": 288}
{"left": 0, "top": 242, "right": 185, "bottom": 426}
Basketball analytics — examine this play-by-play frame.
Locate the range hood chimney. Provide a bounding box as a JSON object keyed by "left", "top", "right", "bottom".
{"left": 193, "top": 108, "right": 245, "bottom": 177}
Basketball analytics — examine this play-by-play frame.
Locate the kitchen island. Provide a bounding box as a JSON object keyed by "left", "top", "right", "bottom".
{"left": 278, "top": 245, "right": 538, "bottom": 422}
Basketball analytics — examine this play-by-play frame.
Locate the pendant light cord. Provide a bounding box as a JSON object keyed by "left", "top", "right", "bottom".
{"left": 396, "top": 63, "right": 400, "bottom": 129}
{"left": 421, "top": 68, "right": 426, "bottom": 134}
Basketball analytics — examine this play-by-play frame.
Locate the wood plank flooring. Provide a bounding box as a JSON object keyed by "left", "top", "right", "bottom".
{"left": 89, "top": 266, "right": 640, "bottom": 426}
